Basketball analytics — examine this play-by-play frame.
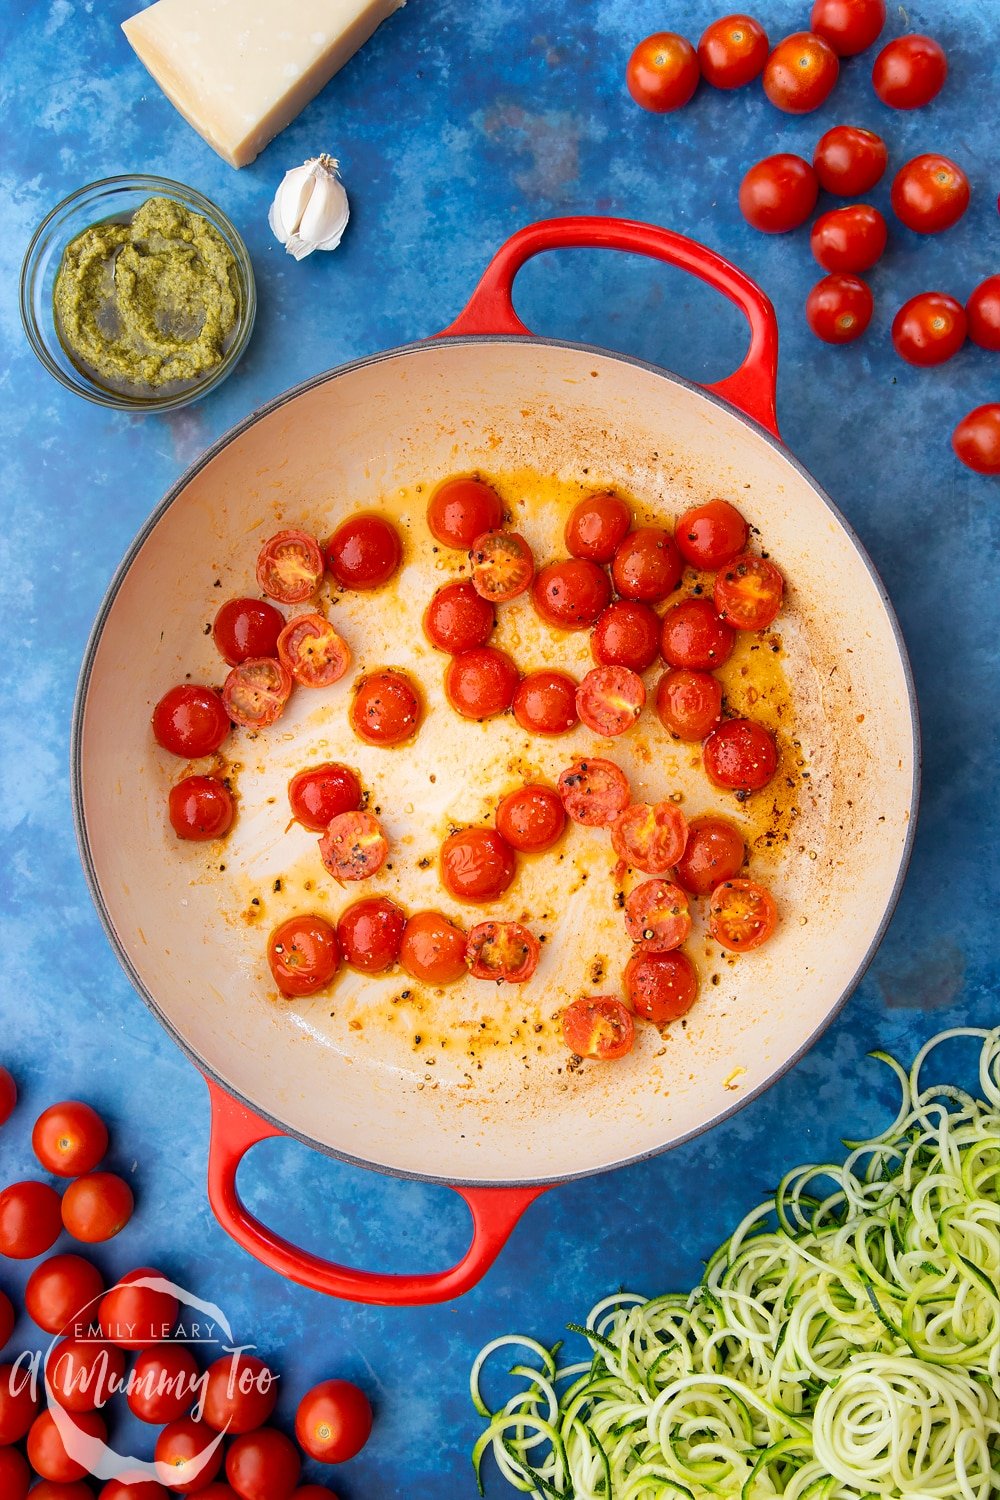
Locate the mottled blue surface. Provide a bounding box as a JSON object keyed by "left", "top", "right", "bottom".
{"left": 1, "top": 0, "right": 998, "bottom": 1493}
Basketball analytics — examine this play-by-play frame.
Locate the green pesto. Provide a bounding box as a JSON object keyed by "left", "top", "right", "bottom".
{"left": 53, "top": 196, "right": 239, "bottom": 391}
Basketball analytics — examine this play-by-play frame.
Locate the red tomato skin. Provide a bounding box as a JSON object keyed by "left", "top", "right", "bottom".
{"left": 513, "top": 671, "right": 579, "bottom": 735}
{"left": 427, "top": 477, "right": 504, "bottom": 550}
{"left": 560, "top": 998, "right": 635, "bottom": 1060}
{"left": 152, "top": 685, "right": 229, "bottom": 759}
{"left": 806, "top": 274, "right": 874, "bottom": 344}
{"left": 565, "top": 493, "right": 631, "bottom": 562}
{"left": 276, "top": 615, "right": 350, "bottom": 688}
{"left": 445, "top": 647, "right": 519, "bottom": 719}
{"left": 576, "top": 666, "right": 646, "bottom": 737}
{"left": 967, "top": 277, "right": 1000, "bottom": 351}
{"left": 350, "top": 670, "right": 422, "bottom": 745}
{"left": 267, "top": 915, "right": 341, "bottom": 998}
{"left": 496, "top": 786, "right": 566, "bottom": 853}
{"left": 287, "top": 763, "right": 362, "bottom": 832}
{"left": 337, "top": 897, "right": 406, "bottom": 973}
{"left": 624, "top": 950, "right": 698, "bottom": 1024}
{"left": 891, "top": 293, "right": 966, "bottom": 367}
{"left": 675, "top": 817, "right": 747, "bottom": 895}
{"left": 872, "top": 33, "right": 947, "bottom": 109}
{"left": 255, "top": 530, "right": 324, "bottom": 605}
{"left": 810, "top": 205, "right": 887, "bottom": 273}
{"left": 469, "top": 531, "right": 534, "bottom": 602}
{"left": 212, "top": 599, "right": 284, "bottom": 666}
{"left": 0, "top": 1180, "right": 62, "bottom": 1258}
{"left": 532, "top": 559, "right": 612, "bottom": 629}
{"left": 660, "top": 598, "right": 735, "bottom": 670}
{"left": 201, "top": 1352, "right": 279, "bottom": 1434}
{"left": 952, "top": 405, "right": 1000, "bottom": 475}
{"left": 592, "top": 600, "right": 661, "bottom": 672}
{"left": 810, "top": 0, "right": 885, "bottom": 56}
{"left": 813, "top": 125, "right": 887, "bottom": 194}
{"left": 674, "top": 500, "right": 749, "bottom": 569}
{"left": 156, "top": 1416, "right": 224, "bottom": 1495}
{"left": 60, "top": 1172, "right": 134, "bottom": 1244}
{"left": 714, "top": 554, "right": 784, "bottom": 631}
{"left": 0, "top": 1066, "right": 15, "bottom": 1125}
{"left": 704, "top": 719, "right": 779, "bottom": 792}
{"left": 28, "top": 1407, "right": 107, "bottom": 1483}
{"left": 99, "top": 1267, "right": 178, "bottom": 1350}
{"left": 655, "top": 667, "right": 723, "bottom": 741}
{"left": 399, "top": 911, "right": 468, "bottom": 985}
{"left": 611, "top": 802, "right": 689, "bottom": 874}
{"left": 466, "top": 922, "right": 541, "bottom": 983}
{"left": 127, "top": 1344, "right": 201, "bottom": 1424}
{"left": 326, "top": 513, "right": 401, "bottom": 590}
{"left": 101, "top": 1481, "right": 172, "bottom": 1500}
{"left": 423, "top": 581, "right": 495, "bottom": 654}
{"left": 168, "top": 776, "right": 234, "bottom": 841}
{"left": 0, "top": 1289, "right": 13, "bottom": 1347}
{"left": 697, "top": 13, "right": 769, "bottom": 89}
{"left": 623, "top": 881, "right": 692, "bottom": 952}
{"left": 739, "top": 155, "right": 818, "bottom": 233}
{"left": 46, "top": 1334, "right": 127, "bottom": 1410}
{"left": 222, "top": 658, "right": 293, "bottom": 729}
{"left": 318, "top": 811, "right": 389, "bottom": 883}
{"left": 709, "top": 878, "right": 779, "bottom": 951}
{"left": 33, "top": 1100, "right": 108, "bottom": 1178}
{"left": 626, "top": 32, "right": 699, "bottom": 112}
{"left": 763, "top": 32, "right": 839, "bottom": 114}
{"left": 295, "top": 1379, "right": 372, "bottom": 1464}
{"left": 26, "top": 1255, "right": 104, "bottom": 1336}
{"left": 558, "top": 759, "right": 631, "bottom": 826}
{"left": 226, "top": 1429, "right": 301, "bottom": 1500}
{"left": 440, "top": 828, "right": 517, "bottom": 903}
{"left": 0, "top": 1448, "right": 30, "bottom": 1500}
{"left": 612, "top": 527, "right": 682, "bottom": 602}
{"left": 891, "top": 155, "right": 969, "bottom": 234}
{"left": 0, "top": 1359, "right": 41, "bottom": 1442}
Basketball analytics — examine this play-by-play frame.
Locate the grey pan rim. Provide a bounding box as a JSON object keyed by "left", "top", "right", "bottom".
{"left": 70, "top": 333, "right": 922, "bottom": 1191}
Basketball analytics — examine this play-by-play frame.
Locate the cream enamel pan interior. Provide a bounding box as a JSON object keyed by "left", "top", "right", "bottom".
{"left": 74, "top": 334, "right": 916, "bottom": 1187}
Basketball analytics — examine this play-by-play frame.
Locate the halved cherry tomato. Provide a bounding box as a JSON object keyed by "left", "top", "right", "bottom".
{"left": 813, "top": 125, "right": 887, "bottom": 194}
{"left": 225, "top": 1428, "right": 299, "bottom": 1500}
{"left": 624, "top": 950, "right": 698, "bottom": 1024}
{"left": 714, "top": 554, "right": 784, "bottom": 631}
{"left": 128, "top": 1344, "right": 201, "bottom": 1424}
{"left": 337, "top": 897, "right": 406, "bottom": 972}
{"left": 294, "top": 1379, "right": 372, "bottom": 1464}
{"left": 655, "top": 668, "right": 723, "bottom": 740}
{"left": 810, "top": 204, "right": 887, "bottom": 273}
{"left": 697, "top": 13, "right": 769, "bottom": 89}
{"left": 213, "top": 598, "right": 284, "bottom": 666}
{"left": 33, "top": 1101, "right": 108, "bottom": 1178}
{"left": 267, "top": 914, "right": 340, "bottom": 997}
{"left": 626, "top": 32, "right": 699, "bottom": 112}
{"left": 739, "top": 154, "right": 818, "bottom": 233}
{"left": 319, "top": 811, "right": 389, "bottom": 882}
{"left": 399, "top": 911, "right": 468, "bottom": 984}
{"left": 100, "top": 1267, "right": 179, "bottom": 1351}
{"left": 277, "top": 614, "right": 350, "bottom": 687}
{"left": 891, "top": 292, "right": 966, "bottom": 366}
{"left": 496, "top": 785, "right": 566, "bottom": 853}
{"left": 0, "top": 1180, "right": 62, "bottom": 1257}
{"left": 967, "top": 277, "right": 1000, "bottom": 351}
{"left": 325, "top": 513, "right": 401, "bottom": 590}
{"left": 763, "top": 32, "right": 839, "bottom": 113}
{"left": 255, "top": 529, "right": 324, "bottom": 605}
{"left": 469, "top": 531, "right": 534, "bottom": 602}
{"left": 156, "top": 1416, "right": 224, "bottom": 1495}
{"left": 704, "top": 718, "right": 778, "bottom": 792}
{"left": 806, "top": 274, "right": 874, "bottom": 344}
{"left": 427, "top": 476, "right": 504, "bottom": 549}
{"left": 0, "top": 1066, "right": 15, "bottom": 1125}
{"left": 564, "top": 492, "right": 631, "bottom": 562}
{"left": 0, "top": 1359, "right": 40, "bottom": 1442}
{"left": 350, "top": 669, "right": 422, "bottom": 745}
{"left": 222, "top": 658, "right": 293, "bottom": 729}
{"left": 512, "top": 670, "right": 579, "bottom": 735}
{"left": 674, "top": 499, "right": 749, "bottom": 569}
{"left": 287, "top": 763, "right": 362, "bottom": 832}
{"left": 440, "top": 828, "right": 516, "bottom": 902}
{"left": 46, "top": 1334, "right": 126, "bottom": 1410}
{"left": 152, "top": 684, "right": 229, "bottom": 758}
{"left": 611, "top": 802, "right": 688, "bottom": 874}
{"left": 872, "top": 33, "right": 946, "bottom": 109}
{"left": 25, "top": 1254, "right": 105, "bottom": 1336}
{"left": 532, "top": 559, "right": 612, "bottom": 629}
{"left": 445, "top": 647, "right": 519, "bottom": 719}
{"left": 612, "top": 527, "right": 682, "bottom": 602}
{"left": 624, "top": 881, "right": 692, "bottom": 951}
{"left": 201, "top": 1352, "right": 278, "bottom": 1434}
{"left": 660, "top": 598, "right": 735, "bottom": 669}
{"left": 709, "top": 878, "right": 778, "bottom": 951}
{"left": 423, "top": 581, "right": 495, "bottom": 654}
{"left": 810, "top": 0, "right": 884, "bottom": 56}
{"left": 675, "top": 816, "right": 746, "bottom": 895}
{"left": 61, "top": 1173, "right": 133, "bottom": 1243}
{"left": 558, "top": 758, "right": 630, "bottom": 826}
{"left": 28, "top": 1408, "right": 107, "bottom": 1484}
{"left": 576, "top": 666, "right": 646, "bottom": 737}
{"left": 561, "top": 997, "right": 635, "bottom": 1060}
{"left": 953, "top": 405, "right": 1000, "bottom": 475}
{"left": 466, "top": 922, "right": 540, "bottom": 983}
{"left": 891, "top": 154, "right": 969, "bottom": 234}
{"left": 168, "top": 776, "right": 234, "bottom": 841}
{"left": 0, "top": 1448, "right": 29, "bottom": 1500}
{"left": 591, "top": 600, "right": 660, "bottom": 672}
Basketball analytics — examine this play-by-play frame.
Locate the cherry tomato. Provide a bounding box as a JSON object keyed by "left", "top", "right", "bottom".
{"left": 440, "top": 828, "right": 516, "bottom": 903}
{"left": 763, "top": 32, "right": 839, "bottom": 114}
{"left": 222, "top": 658, "right": 293, "bottom": 730}
{"left": 0, "top": 1289, "right": 13, "bottom": 1348}
{"left": 697, "top": 13, "right": 768, "bottom": 89}
{"left": 99, "top": 1268, "right": 178, "bottom": 1350}
{"left": 128, "top": 1344, "right": 201, "bottom": 1423}
{"left": 561, "top": 998, "right": 635, "bottom": 1060}
{"left": 294, "top": 1379, "right": 372, "bottom": 1464}
{"left": 558, "top": 758, "right": 631, "bottom": 826}
{"left": 576, "top": 666, "right": 646, "bottom": 737}
{"left": 891, "top": 154, "right": 969, "bottom": 234}
{"left": 872, "top": 33, "right": 946, "bottom": 109}
{"left": 967, "top": 277, "right": 1000, "bottom": 351}
{"left": 512, "top": 670, "right": 579, "bottom": 735}
{"left": 427, "top": 476, "right": 504, "bottom": 549}
{"left": 325, "top": 513, "right": 401, "bottom": 590}
{"left": 810, "top": 204, "right": 887, "bottom": 273}
{"left": 674, "top": 499, "right": 749, "bottom": 569}
{"left": 28, "top": 1407, "right": 106, "bottom": 1483}
{"left": 181, "top": 1487, "right": 237, "bottom": 1499}
{"left": 704, "top": 719, "right": 778, "bottom": 792}
{"left": 168, "top": 776, "right": 234, "bottom": 841}
{"left": 337, "top": 897, "right": 406, "bottom": 972}
{"left": 739, "top": 154, "right": 818, "bottom": 234}
{"left": 33, "top": 1101, "right": 108, "bottom": 1178}
{"left": 810, "top": 0, "right": 884, "bottom": 56}
{"left": 277, "top": 614, "right": 350, "bottom": 687}
{"left": 350, "top": 669, "right": 422, "bottom": 745}
{"left": 709, "top": 878, "right": 778, "bottom": 951}
{"left": 624, "top": 881, "right": 692, "bottom": 952}
{"left": 655, "top": 667, "right": 723, "bottom": 741}
{"left": 626, "top": 32, "right": 699, "bottom": 112}
{"left": 33, "top": 1482, "right": 98, "bottom": 1500}
{"left": 287, "top": 763, "right": 362, "bottom": 832}
{"left": 714, "top": 554, "right": 784, "bottom": 631}
{"left": 953, "top": 405, "right": 1000, "bottom": 475}
{"left": 318, "top": 811, "right": 389, "bottom": 883}
{"left": 532, "top": 559, "right": 612, "bottom": 629}
{"left": 806, "top": 274, "right": 874, "bottom": 344}
{"left": 466, "top": 922, "right": 541, "bottom": 983}
{"left": 0, "top": 1448, "right": 30, "bottom": 1500}
{"left": 61, "top": 1172, "right": 134, "bottom": 1243}
{"left": 156, "top": 1416, "right": 224, "bottom": 1495}
{"left": 290, "top": 1490, "right": 338, "bottom": 1500}
{"left": 226, "top": 1429, "right": 301, "bottom": 1500}
{"left": 660, "top": 598, "right": 735, "bottom": 670}
{"left": 891, "top": 293, "right": 966, "bottom": 367}
{"left": 26, "top": 1254, "right": 104, "bottom": 1335}
{"left": 591, "top": 600, "right": 660, "bottom": 672}
{"left": 469, "top": 531, "right": 534, "bottom": 602}
{"left": 624, "top": 950, "right": 698, "bottom": 1024}
{"left": 152, "top": 684, "right": 229, "bottom": 758}
{"left": 813, "top": 125, "right": 887, "bottom": 195}
{"left": 0, "top": 1066, "right": 15, "bottom": 1125}
{"left": 496, "top": 785, "right": 566, "bottom": 853}
{"left": 399, "top": 911, "right": 468, "bottom": 985}
{"left": 212, "top": 599, "right": 284, "bottom": 667}
{"left": 0, "top": 1360, "right": 40, "bottom": 1442}
{"left": 101, "top": 1482, "right": 171, "bottom": 1500}
{"left": 612, "top": 527, "right": 682, "bottom": 602}
{"left": 267, "top": 914, "right": 340, "bottom": 998}
{"left": 423, "top": 581, "right": 495, "bottom": 654}
{"left": 255, "top": 529, "right": 324, "bottom": 604}
{"left": 564, "top": 492, "right": 631, "bottom": 562}
{"left": 445, "top": 647, "right": 519, "bottom": 719}
{"left": 46, "top": 1334, "right": 126, "bottom": 1410}
{"left": 675, "top": 817, "right": 746, "bottom": 895}
{"left": 201, "top": 1352, "right": 278, "bottom": 1434}
{"left": 0, "top": 1180, "right": 62, "bottom": 1258}
{"left": 611, "top": 802, "right": 688, "bottom": 875}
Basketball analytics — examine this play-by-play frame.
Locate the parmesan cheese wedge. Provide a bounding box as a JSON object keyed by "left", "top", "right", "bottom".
{"left": 122, "top": 0, "right": 405, "bottom": 168}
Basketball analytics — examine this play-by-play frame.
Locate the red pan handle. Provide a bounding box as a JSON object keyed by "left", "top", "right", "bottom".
{"left": 203, "top": 1076, "right": 547, "bottom": 1305}
{"left": 438, "top": 216, "right": 780, "bottom": 437}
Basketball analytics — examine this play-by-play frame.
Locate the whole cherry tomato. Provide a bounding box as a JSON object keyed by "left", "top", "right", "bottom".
{"left": 674, "top": 499, "right": 749, "bottom": 569}
{"left": 763, "top": 32, "right": 839, "bottom": 114}
{"left": 0, "top": 1448, "right": 30, "bottom": 1500}
{"left": 325, "top": 513, "right": 402, "bottom": 590}
{"left": 624, "top": 950, "right": 698, "bottom": 1024}
{"left": 592, "top": 600, "right": 661, "bottom": 672}
{"left": 709, "top": 878, "right": 778, "bottom": 951}
{"left": 967, "top": 277, "right": 1000, "bottom": 351}
{"left": 872, "top": 33, "right": 947, "bottom": 109}
{"left": 168, "top": 776, "right": 234, "bottom": 841}
{"left": 33, "top": 1100, "right": 108, "bottom": 1177}
{"left": 0, "top": 1066, "right": 15, "bottom": 1125}
{"left": 28, "top": 1407, "right": 107, "bottom": 1483}
{"left": 810, "top": 0, "right": 885, "bottom": 56}
{"left": 532, "top": 559, "right": 611, "bottom": 629}
{"left": 350, "top": 670, "right": 422, "bottom": 745}
{"left": 101, "top": 1481, "right": 171, "bottom": 1499}
{"left": 739, "top": 155, "right": 819, "bottom": 233}
{"left": 564, "top": 492, "right": 631, "bottom": 562}
{"left": 655, "top": 668, "right": 723, "bottom": 741}
{"left": 675, "top": 816, "right": 746, "bottom": 895}
{"left": 891, "top": 293, "right": 966, "bottom": 367}
{"left": 99, "top": 1267, "right": 178, "bottom": 1350}
{"left": 156, "top": 1416, "right": 224, "bottom": 1495}
{"left": 152, "top": 684, "right": 229, "bottom": 758}
{"left": 427, "top": 477, "right": 504, "bottom": 549}
{"left": 660, "top": 598, "right": 734, "bottom": 670}
{"left": 440, "top": 828, "right": 516, "bottom": 903}
{"left": 267, "top": 915, "right": 340, "bottom": 998}
{"left": 0, "top": 1359, "right": 41, "bottom": 1442}
{"left": 127, "top": 1344, "right": 201, "bottom": 1423}
{"left": 891, "top": 154, "right": 969, "bottom": 234}
{"left": 423, "top": 580, "right": 495, "bottom": 653}
{"left": 201, "top": 1352, "right": 279, "bottom": 1434}
{"left": 626, "top": 32, "right": 699, "bottom": 112}
{"left": 810, "top": 205, "right": 887, "bottom": 273}
{"left": 697, "top": 13, "right": 769, "bottom": 89}
{"left": 213, "top": 599, "right": 284, "bottom": 666}
{"left": 496, "top": 785, "right": 566, "bottom": 853}
{"left": 561, "top": 998, "right": 635, "bottom": 1060}
{"left": 813, "top": 125, "right": 887, "bottom": 195}
{"left": 952, "top": 406, "right": 1000, "bottom": 475}
{"left": 469, "top": 531, "right": 534, "bottom": 602}
{"left": 337, "top": 897, "right": 406, "bottom": 972}
{"left": 0, "top": 1180, "right": 62, "bottom": 1257}
{"left": 295, "top": 1379, "right": 373, "bottom": 1464}
{"left": 61, "top": 1172, "right": 134, "bottom": 1243}
{"left": 46, "top": 1334, "right": 126, "bottom": 1410}
{"left": 445, "top": 647, "right": 519, "bottom": 719}
{"left": 806, "top": 274, "right": 874, "bottom": 344}
{"left": 399, "top": 911, "right": 468, "bottom": 985}
{"left": 703, "top": 719, "right": 778, "bottom": 792}
{"left": 0, "top": 1289, "right": 14, "bottom": 1348}
{"left": 287, "top": 763, "right": 362, "bottom": 832}
{"left": 25, "top": 1254, "right": 105, "bottom": 1335}
{"left": 512, "top": 670, "right": 579, "bottom": 735}
{"left": 226, "top": 1428, "right": 301, "bottom": 1500}
{"left": 611, "top": 527, "right": 682, "bottom": 602}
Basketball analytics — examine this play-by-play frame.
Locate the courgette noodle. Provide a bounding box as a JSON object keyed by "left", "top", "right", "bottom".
{"left": 471, "top": 1027, "right": 1000, "bottom": 1499}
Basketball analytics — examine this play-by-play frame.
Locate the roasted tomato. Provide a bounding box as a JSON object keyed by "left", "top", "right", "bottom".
{"left": 612, "top": 527, "right": 682, "bottom": 602}
{"left": 532, "top": 559, "right": 612, "bottom": 630}
{"left": 212, "top": 598, "right": 284, "bottom": 666}
{"left": 591, "top": 600, "right": 661, "bottom": 672}
{"left": 440, "top": 827, "right": 517, "bottom": 902}
{"left": 703, "top": 719, "right": 778, "bottom": 792}
{"left": 399, "top": 911, "right": 468, "bottom": 984}
{"left": 813, "top": 125, "right": 887, "bottom": 195}
{"left": 277, "top": 614, "right": 350, "bottom": 687}
{"left": 626, "top": 32, "right": 700, "bottom": 112}
{"left": 350, "top": 669, "right": 422, "bottom": 745}
{"left": 427, "top": 476, "right": 504, "bottom": 549}
{"left": 267, "top": 915, "right": 340, "bottom": 998}
{"left": 152, "top": 684, "right": 229, "bottom": 758}
{"left": 739, "top": 154, "right": 819, "bottom": 233}
{"left": 168, "top": 776, "right": 234, "bottom": 840}
{"left": 287, "top": 763, "right": 362, "bottom": 832}
{"left": 674, "top": 499, "right": 749, "bottom": 569}
{"left": 336, "top": 897, "right": 406, "bottom": 972}
{"left": 255, "top": 529, "right": 324, "bottom": 604}
{"left": 611, "top": 802, "right": 688, "bottom": 874}
{"left": 624, "top": 950, "right": 698, "bottom": 1024}
{"left": 697, "top": 13, "right": 769, "bottom": 89}
{"left": 709, "top": 878, "right": 778, "bottom": 951}
{"left": 512, "top": 670, "right": 579, "bottom": 735}
{"left": 576, "top": 666, "right": 646, "bottom": 737}
{"left": 445, "top": 647, "right": 519, "bottom": 719}
{"left": 660, "top": 598, "right": 735, "bottom": 669}
{"left": 675, "top": 816, "right": 746, "bottom": 894}
{"left": 469, "top": 531, "right": 534, "bottom": 602}
{"left": 810, "top": 0, "right": 885, "bottom": 55}
{"left": 714, "top": 554, "right": 784, "bottom": 631}
{"left": 495, "top": 785, "right": 566, "bottom": 853}
{"left": 319, "top": 811, "right": 389, "bottom": 882}
{"left": 655, "top": 667, "right": 723, "bottom": 740}
{"left": 325, "top": 513, "right": 402, "bottom": 590}
{"left": 624, "top": 880, "right": 692, "bottom": 952}
{"left": 222, "top": 658, "right": 293, "bottom": 730}
{"left": 466, "top": 921, "right": 540, "bottom": 983}
{"left": 872, "top": 33, "right": 947, "bottom": 109}
{"left": 564, "top": 492, "right": 631, "bottom": 562}
{"left": 810, "top": 204, "right": 888, "bottom": 273}
{"left": 560, "top": 997, "right": 635, "bottom": 1060}
{"left": 890, "top": 154, "right": 969, "bottom": 235}
{"left": 763, "top": 31, "right": 839, "bottom": 113}
{"left": 423, "top": 580, "right": 495, "bottom": 654}
{"left": 558, "top": 758, "right": 631, "bottom": 826}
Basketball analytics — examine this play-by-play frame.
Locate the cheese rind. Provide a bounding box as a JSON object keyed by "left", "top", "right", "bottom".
{"left": 122, "top": 0, "right": 404, "bottom": 168}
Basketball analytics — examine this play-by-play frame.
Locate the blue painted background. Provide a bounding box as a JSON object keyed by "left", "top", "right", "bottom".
{"left": 1, "top": 0, "right": 997, "bottom": 1492}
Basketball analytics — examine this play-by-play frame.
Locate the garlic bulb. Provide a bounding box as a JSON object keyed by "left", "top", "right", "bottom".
{"left": 268, "top": 155, "right": 350, "bottom": 261}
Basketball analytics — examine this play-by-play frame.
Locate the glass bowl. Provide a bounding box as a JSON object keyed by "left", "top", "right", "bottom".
{"left": 20, "top": 175, "right": 256, "bottom": 412}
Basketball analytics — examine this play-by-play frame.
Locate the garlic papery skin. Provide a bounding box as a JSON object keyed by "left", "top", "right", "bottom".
{"left": 268, "top": 155, "right": 350, "bottom": 261}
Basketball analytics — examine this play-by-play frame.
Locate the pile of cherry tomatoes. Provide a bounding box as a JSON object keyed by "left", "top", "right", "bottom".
{"left": 0, "top": 1072, "right": 371, "bottom": 1498}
